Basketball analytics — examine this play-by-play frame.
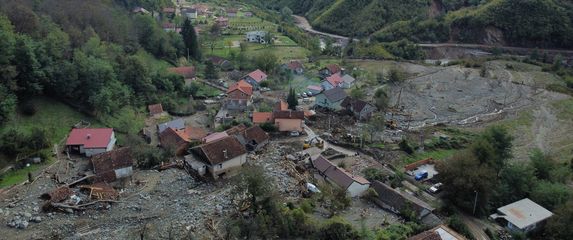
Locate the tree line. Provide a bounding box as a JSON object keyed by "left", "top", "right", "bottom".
{"left": 0, "top": 0, "right": 199, "bottom": 125}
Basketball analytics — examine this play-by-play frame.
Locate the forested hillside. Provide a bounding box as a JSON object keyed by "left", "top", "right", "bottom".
{"left": 0, "top": 0, "right": 187, "bottom": 124}
{"left": 245, "top": 0, "right": 573, "bottom": 48}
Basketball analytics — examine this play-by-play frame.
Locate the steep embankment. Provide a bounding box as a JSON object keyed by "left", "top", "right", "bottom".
{"left": 246, "top": 0, "right": 573, "bottom": 48}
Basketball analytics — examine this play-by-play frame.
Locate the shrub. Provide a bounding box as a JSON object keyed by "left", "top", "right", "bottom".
{"left": 363, "top": 168, "right": 386, "bottom": 182}
{"left": 448, "top": 215, "right": 475, "bottom": 239}
{"left": 399, "top": 139, "right": 414, "bottom": 154}
{"left": 21, "top": 101, "right": 37, "bottom": 116}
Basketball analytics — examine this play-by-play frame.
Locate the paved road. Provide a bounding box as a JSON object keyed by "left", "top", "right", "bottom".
{"left": 293, "top": 15, "right": 573, "bottom": 58}
{"left": 460, "top": 213, "right": 491, "bottom": 240}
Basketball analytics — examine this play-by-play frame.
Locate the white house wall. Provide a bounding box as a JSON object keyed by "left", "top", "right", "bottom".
{"left": 208, "top": 154, "right": 247, "bottom": 178}
{"left": 347, "top": 182, "right": 370, "bottom": 197}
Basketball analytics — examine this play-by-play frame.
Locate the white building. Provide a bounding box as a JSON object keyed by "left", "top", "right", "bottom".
{"left": 65, "top": 128, "right": 116, "bottom": 157}
{"left": 490, "top": 198, "right": 553, "bottom": 234}
{"left": 245, "top": 31, "right": 268, "bottom": 44}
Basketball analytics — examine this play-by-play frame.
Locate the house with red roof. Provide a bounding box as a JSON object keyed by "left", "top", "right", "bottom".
{"left": 160, "top": 126, "right": 207, "bottom": 156}
{"left": 242, "top": 69, "right": 268, "bottom": 90}
{"left": 312, "top": 155, "right": 370, "bottom": 197}
{"left": 148, "top": 103, "right": 165, "bottom": 117}
{"left": 321, "top": 73, "right": 343, "bottom": 90}
{"left": 319, "top": 64, "right": 342, "bottom": 78}
{"left": 66, "top": 128, "right": 116, "bottom": 157}
{"left": 284, "top": 60, "right": 304, "bottom": 74}
{"left": 226, "top": 80, "right": 253, "bottom": 111}
{"left": 252, "top": 112, "right": 273, "bottom": 124}
{"left": 215, "top": 17, "right": 229, "bottom": 28}
{"left": 168, "top": 66, "right": 196, "bottom": 79}
{"left": 307, "top": 85, "right": 323, "bottom": 95}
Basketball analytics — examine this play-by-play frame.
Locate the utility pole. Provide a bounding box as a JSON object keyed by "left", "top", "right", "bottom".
{"left": 472, "top": 190, "right": 479, "bottom": 216}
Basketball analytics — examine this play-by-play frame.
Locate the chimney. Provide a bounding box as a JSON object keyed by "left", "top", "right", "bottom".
{"left": 86, "top": 134, "right": 91, "bottom": 139}
{"left": 223, "top": 149, "right": 228, "bottom": 159}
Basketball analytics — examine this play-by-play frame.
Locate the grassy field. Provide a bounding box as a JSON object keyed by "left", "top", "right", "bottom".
{"left": 0, "top": 97, "right": 103, "bottom": 143}
{"left": 0, "top": 97, "right": 104, "bottom": 188}
{"left": 202, "top": 36, "right": 310, "bottom": 62}
{"left": 401, "top": 149, "right": 457, "bottom": 165}
{"left": 0, "top": 156, "right": 54, "bottom": 189}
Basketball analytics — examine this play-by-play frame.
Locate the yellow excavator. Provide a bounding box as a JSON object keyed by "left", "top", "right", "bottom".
{"left": 303, "top": 137, "right": 324, "bottom": 150}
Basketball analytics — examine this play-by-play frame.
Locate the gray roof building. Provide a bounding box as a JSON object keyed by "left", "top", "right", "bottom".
{"left": 490, "top": 198, "right": 553, "bottom": 233}
{"left": 157, "top": 118, "right": 185, "bottom": 133}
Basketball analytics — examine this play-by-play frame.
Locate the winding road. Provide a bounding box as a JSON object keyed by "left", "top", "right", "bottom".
{"left": 293, "top": 15, "right": 573, "bottom": 59}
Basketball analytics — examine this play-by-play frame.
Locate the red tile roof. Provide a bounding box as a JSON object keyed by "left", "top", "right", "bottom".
{"left": 91, "top": 147, "right": 133, "bottom": 182}
{"left": 252, "top": 112, "right": 273, "bottom": 124}
{"left": 273, "top": 111, "right": 305, "bottom": 120}
{"left": 148, "top": 103, "right": 164, "bottom": 115}
{"left": 227, "top": 80, "right": 253, "bottom": 95}
{"left": 168, "top": 66, "right": 196, "bottom": 79}
{"left": 202, "top": 132, "right": 229, "bottom": 143}
{"left": 287, "top": 60, "right": 303, "bottom": 70}
{"left": 246, "top": 69, "right": 267, "bottom": 83}
{"left": 242, "top": 126, "right": 269, "bottom": 145}
{"left": 192, "top": 136, "right": 247, "bottom": 165}
{"left": 307, "top": 85, "right": 323, "bottom": 91}
{"left": 326, "top": 73, "right": 343, "bottom": 87}
{"left": 275, "top": 100, "right": 289, "bottom": 111}
{"left": 325, "top": 64, "right": 341, "bottom": 74}
{"left": 225, "top": 124, "right": 248, "bottom": 136}
{"left": 66, "top": 128, "right": 114, "bottom": 149}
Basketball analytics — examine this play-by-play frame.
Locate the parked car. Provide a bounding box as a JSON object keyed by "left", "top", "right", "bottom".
{"left": 306, "top": 91, "right": 313, "bottom": 96}
{"left": 415, "top": 171, "right": 428, "bottom": 181}
{"left": 428, "top": 183, "right": 443, "bottom": 194}
{"left": 301, "top": 92, "right": 307, "bottom": 97}
{"left": 290, "top": 131, "right": 300, "bottom": 137}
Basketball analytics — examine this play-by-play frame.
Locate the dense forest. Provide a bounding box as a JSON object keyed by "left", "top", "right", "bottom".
{"left": 0, "top": 0, "right": 189, "bottom": 124}
{"left": 244, "top": 0, "right": 573, "bottom": 48}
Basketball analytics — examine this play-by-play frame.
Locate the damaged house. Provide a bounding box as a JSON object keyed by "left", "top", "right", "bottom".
{"left": 90, "top": 147, "right": 134, "bottom": 183}
{"left": 312, "top": 156, "right": 370, "bottom": 197}
{"left": 233, "top": 125, "right": 269, "bottom": 152}
{"left": 186, "top": 136, "right": 248, "bottom": 179}
{"left": 341, "top": 97, "right": 378, "bottom": 120}
{"left": 371, "top": 181, "right": 441, "bottom": 227}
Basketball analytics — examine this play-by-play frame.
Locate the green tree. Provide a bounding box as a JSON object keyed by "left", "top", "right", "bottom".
{"left": 349, "top": 86, "right": 365, "bottom": 100}
{"left": 529, "top": 148, "right": 556, "bottom": 180}
{"left": 320, "top": 218, "right": 359, "bottom": 240}
{"left": 373, "top": 88, "right": 389, "bottom": 110}
{"left": 530, "top": 181, "right": 571, "bottom": 210}
{"left": 545, "top": 199, "right": 573, "bottom": 240}
{"left": 254, "top": 51, "right": 278, "bottom": 73}
{"left": 287, "top": 88, "right": 298, "bottom": 110}
{"left": 492, "top": 163, "right": 536, "bottom": 207}
{"left": 13, "top": 35, "right": 45, "bottom": 97}
{"left": 387, "top": 67, "right": 405, "bottom": 84}
{"left": 120, "top": 56, "right": 155, "bottom": 101}
{"left": 0, "top": 85, "right": 17, "bottom": 124}
{"left": 437, "top": 153, "right": 497, "bottom": 215}
{"left": 204, "top": 61, "right": 218, "bottom": 80}
{"left": 181, "top": 18, "right": 201, "bottom": 60}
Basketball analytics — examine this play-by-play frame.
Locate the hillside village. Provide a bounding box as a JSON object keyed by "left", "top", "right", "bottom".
{"left": 0, "top": 0, "right": 573, "bottom": 239}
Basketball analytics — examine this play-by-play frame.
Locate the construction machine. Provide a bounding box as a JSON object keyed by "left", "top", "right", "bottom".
{"left": 303, "top": 137, "right": 324, "bottom": 150}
